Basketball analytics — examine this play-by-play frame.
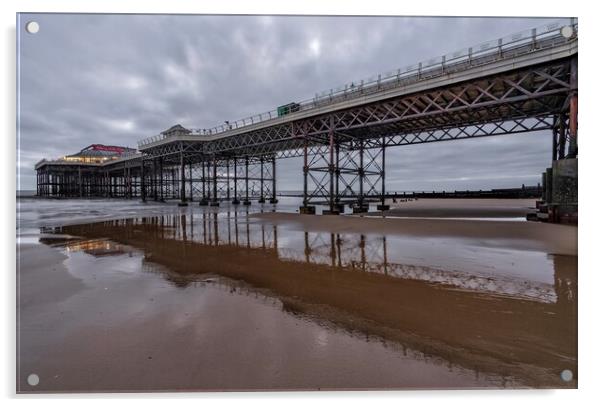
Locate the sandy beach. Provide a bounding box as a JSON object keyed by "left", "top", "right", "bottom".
{"left": 380, "top": 198, "right": 537, "bottom": 218}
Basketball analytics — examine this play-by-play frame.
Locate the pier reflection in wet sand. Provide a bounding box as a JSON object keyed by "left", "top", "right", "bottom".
{"left": 25, "top": 209, "right": 576, "bottom": 391}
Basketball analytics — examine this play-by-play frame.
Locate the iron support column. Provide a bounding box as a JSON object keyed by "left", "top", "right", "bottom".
{"left": 359, "top": 139, "right": 365, "bottom": 207}
{"left": 270, "top": 156, "right": 278, "bottom": 204}
{"left": 258, "top": 157, "right": 265, "bottom": 203}
{"left": 243, "top": 156, "right": 251, "bottom": 205}
{"left": 558, "top": 114, "right": 567, "bottom": 159}
{"left": 179, "top": 149, "right": 187, "bottom": 206}
{"left": 381, "top": 137, "right": 386, "bottom": 206}
{"left": 303, "top": 142, "right": 308, "bottom": 207}
{"left": 211, "top": 158, "right": 219, "bottom": 206}
{"left": 226, "top": 159, "right": 230, "bottom": 201}
{"left": 141, "top": 159, "right": 146, "bottom": 202}
{"left": 127, "top": 164, "right": 132, "bottom": 198}
{"left": 327, "top": 116, "right": 337, "bottom": 214}
{"left": 123, "top": 162, "right": 128, "bottom": 198}
{"left": 171, "top": 168, "right": 176, "bottom": 199}
{"left": 232, "top": 158, "right": 240, "bottom": 204}
{"left": 202, "top": 160, "right": 206, "bottom": 198}
{"left": 188, "top": 162, "right": 193, "bottom": 202}
{"left": 152, "top": 159, "right": 157, "bottom": 200}
{"left": 568, "top": 57, "right": 578, "bottom": 158}
{"left": 78, "top": 167, "right": 82, "bottom": 198}
{"left": 108, "top": 171, "right": 112, "bottom": 198}
{"left": 552, "top": 121, "right": 558, "bottom": 161}
{"left": 122, "top": 163, "right": 126, "bottom": 198}
{"left": 207, "top": 162, "right": 212, "bottom": 202}
{"left": 377, "top": 135, "right": 389, "bottom": 211}
{"left": 352, "top": 138, "right": 368, "bottom": 213}
{"left": 159, "top": 157, "right": 164, "bottom": 201}
{"left": 200, "top": 160, "right": 208, "bottom": 205}
{"left": 299, "top": 136, "right": 315, "bottom": 214}
{"left": 335, "top": 143, "right": 340, "bottom": 204}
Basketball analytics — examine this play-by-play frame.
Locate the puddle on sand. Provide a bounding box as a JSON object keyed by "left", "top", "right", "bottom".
{"left": 18, "top": 211, "right": 577, "bottom": 392}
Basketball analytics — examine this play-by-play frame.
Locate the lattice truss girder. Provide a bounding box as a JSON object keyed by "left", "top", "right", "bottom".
{"left": 139, "top": 60, "right": 571, "bottom": 166}
{"left": 206, "top": 124, "right": 293, "bottom": 156}
{"left": 301, "top": 60, "right": 571, "bottom": 140}
{"left": 362, "top": 115, "right": 555, "bottom": 148}
{"left": 201, "top": 125, "right": 333, "bottom": 160}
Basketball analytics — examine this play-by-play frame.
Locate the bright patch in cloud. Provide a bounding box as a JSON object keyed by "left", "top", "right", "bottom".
{"left": 123, "top": 76, "right": 147, "bottom": 90}
{"left": 103, "top": 119, "right": 135, "bottom": 132}
{"left": 309, "top": 38, "right": 321, "bottom": 56}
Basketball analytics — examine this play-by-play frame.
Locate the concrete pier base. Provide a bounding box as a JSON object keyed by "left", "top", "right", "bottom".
{"left": 537, "top": 158, "right": 577, "bottom": 224}
{"left": 322, "top": 210, "right": 340, "bottom": 215}
{"left": 243, "top": 200, "right": 252, "bottom": 205}
{"left": 177, "top": 202, "right": 188, "bottom": 207}
{"left": 269, "top": 198, "right": 279, "bottom": 204}
{"left": 333, "top": 203, "right": 345, "bottom": 213}
{"left": 377, "top": 204, "right": 390, "bottom": 211}
{"left": 231, "top": 199, "right": 240, "bottom": 205}
{"left": 352, "top": 205, "right": 369, "bottom": 214}
{"left": 550, "top": 158, "right": 578, "bottom": 224}
{"left": 199, "top": 199, "right": 209, "bottom": 206}
{"left": 299, "top": 205, "right": 316, "bottom": 215}
{"left": 209, "top": 201, "right": 220, "bottom": 207}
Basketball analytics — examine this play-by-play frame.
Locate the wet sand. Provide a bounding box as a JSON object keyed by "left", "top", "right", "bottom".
{"left": 252, "top": 212, "right": 577, "bottom": 256}
{"left": 16, "top": 199, "right": 577, "bottom": 392}
{"left": 381, "top": 198, "right": 537, "bottom": 218}
{"left": 18, "top": 239, "right": 519, "bottom": 392}
{"left": 17, "top": 243, "right": 82, "bottom": 309}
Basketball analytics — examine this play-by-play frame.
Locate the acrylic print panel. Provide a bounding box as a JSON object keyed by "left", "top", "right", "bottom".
{"left": 16, "top": 13, "right": 578, "bottom": 392}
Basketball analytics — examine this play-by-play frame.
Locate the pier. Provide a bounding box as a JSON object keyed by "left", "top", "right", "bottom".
{"left": 34, "top": 20, "right": 578, "bottom": 222}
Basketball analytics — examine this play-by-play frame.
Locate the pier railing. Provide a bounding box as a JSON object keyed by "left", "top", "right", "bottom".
{"left": 138, "top": 18, "right": 577, "bottom": 148}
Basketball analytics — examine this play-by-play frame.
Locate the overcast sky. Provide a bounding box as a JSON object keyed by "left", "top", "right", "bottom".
{"left": 17, "top": 14, "right": 564, "bottom": 191}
